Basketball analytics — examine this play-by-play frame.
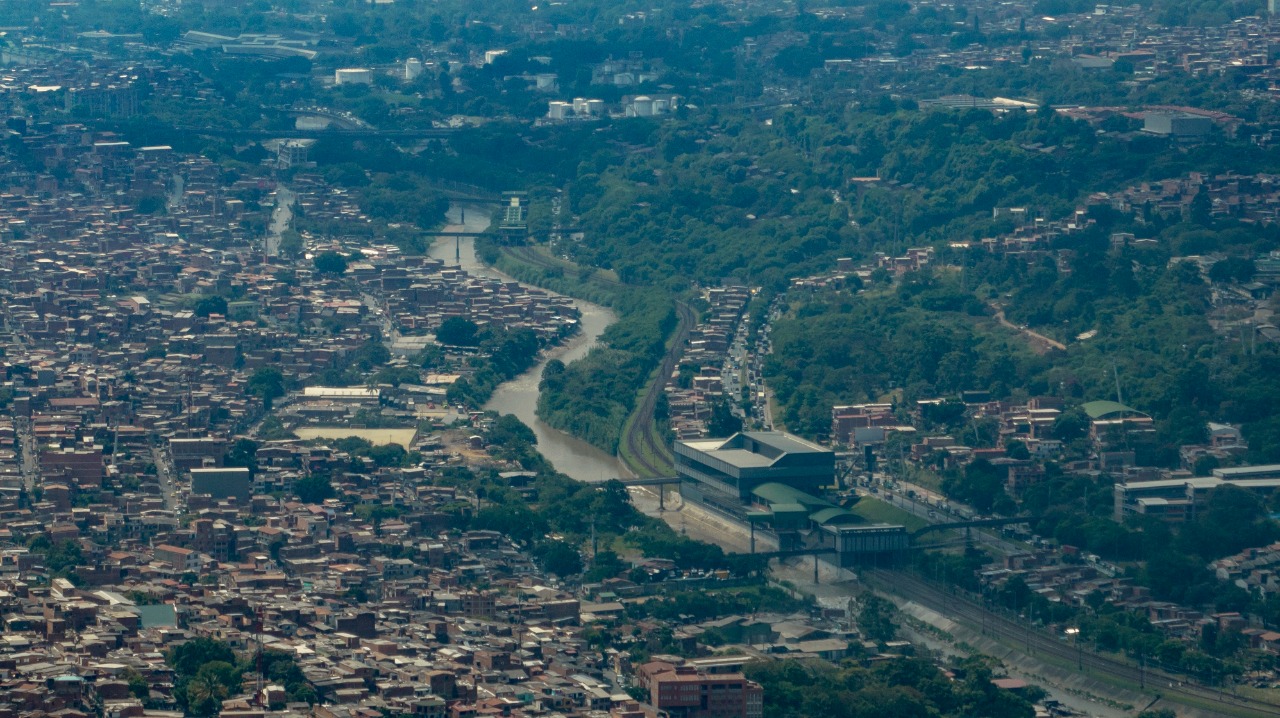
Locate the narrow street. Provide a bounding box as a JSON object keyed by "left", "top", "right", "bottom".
{"left": 152, "top": 446, "right": 178, "bottom": 512}
{"left": 17, "top": 418, "right": 37, "bottom": 496}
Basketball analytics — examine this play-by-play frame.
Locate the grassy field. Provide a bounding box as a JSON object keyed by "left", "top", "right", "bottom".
{"left": 849, "top": 497, "right": 930, "bottom": 532}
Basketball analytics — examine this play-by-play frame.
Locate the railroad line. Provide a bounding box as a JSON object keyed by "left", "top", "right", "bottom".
{"left": 500, "top": 244, "right": 688, "bottom": 477}
{"left": 865, "top": 569, "right": 1280, "bottom": 717}
{"left": 505, "top": 245, "right": 627, "bottom": 290}
{"left": 622, "top": 300, "right": 694, "bottom": 477}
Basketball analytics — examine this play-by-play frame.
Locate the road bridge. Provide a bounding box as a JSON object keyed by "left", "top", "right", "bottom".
{"left": 613, "top": 476, "right": 682, "bottom": 509}
{"left": 732, "top": 547, "right": 838, "bottom": 583}
{"left": 910, "top": 515, "right": 1038, "bottom": 539}
{"left": 432, "top": 228, "right": 582, "bottom": 238}
{"left": 177, "top": 126, "right": 460, "bottom": 139}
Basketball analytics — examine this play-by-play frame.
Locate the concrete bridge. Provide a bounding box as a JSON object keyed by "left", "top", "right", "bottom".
{"left": 910, "top": 515, "right": 1038, "bottom": 538}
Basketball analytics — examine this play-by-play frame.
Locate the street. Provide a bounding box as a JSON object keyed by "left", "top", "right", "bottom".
{"left": 152, "top": 446, "right": 178, "bottom": 511}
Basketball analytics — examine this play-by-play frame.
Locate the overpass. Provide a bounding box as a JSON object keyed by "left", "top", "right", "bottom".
{"left": 615, "top": 476, "right": 682, "bottom": 509}
{"left": 176, "top": 126, "right": 461, "bottom": 140}
{"left": 431, "top": 228, "right": 582, "bottom": 239}
{"left": 732, "top": 546, "right": 838, "bottom": 583}
{"left": 911, "top": 515, "right": 1038, "bottom": 539}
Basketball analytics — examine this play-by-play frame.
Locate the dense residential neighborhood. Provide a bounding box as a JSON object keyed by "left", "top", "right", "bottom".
{"left": 8, "top": 0, "right": 1280, "bottom": 716}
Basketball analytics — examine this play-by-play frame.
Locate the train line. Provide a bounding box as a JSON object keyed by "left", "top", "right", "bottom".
{"left": 865, "top": 569, "right": 1280, "bottom": 717}
{"left": 622, "top": 300, "right": 694, "bottom": 477}
{"left": 505, "top": 245, "right": 627, "bottom": 290}
{"left": 502, "top": 245, "right": 690, "bottom": 477}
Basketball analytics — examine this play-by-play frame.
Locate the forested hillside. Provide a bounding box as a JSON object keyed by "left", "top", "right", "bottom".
{"left": 566, "top": 104, "right": 1280, "bottom": 290}
{"left": 767, "top": 214, "right": 1280, "bottom": 465}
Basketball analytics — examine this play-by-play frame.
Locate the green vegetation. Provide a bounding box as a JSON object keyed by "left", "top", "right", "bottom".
{"left": 769, "top": 219, "right": 1280, "bottom": 464}
{"left": 857, "top": 595, "right": 900, "bottom": 643}
{"left": 312, "top": 251, "right": 349, "bottom": 276}
{"left": 745, "top": 655, "right": 1038, "bottom": 718}
{"left": 848, "top": 498, "right": 930, "bottom": 533}
{"left": 910, "top": 487, "right": 1280, "bottom": 684}
{"left": 480, "top": 242, "right": 680, "bottom": 456}
{"left": 167, "top": 638, "right": 314, "bottom": 716}
{"left": 455, "top": 414, "right": 763, "bottom": 580}
{"left": 766, "top": 275, "right": 1036, "bottom": 438}
{"left": 625, "top": 585, "right": 812, "bottom": 622}
{"left": 25, "top": 537, "right": 83, "bottom": 582}
{"left": 192, "top": 295, "right": 228, "bottom": 318}
{"left": 294, "top": 475, "right": 336, "bottom": 504}
{"left": 445, "top": 326, "right": 544, "bottom": 407}
{"left": 223, "top": 438, "right": 260, "bottom": 477}
{"left": 565, "top": 107, "right": 1280, "bottom": 291}
{"left": 246, "top": 367, "right": 287, "bottom": 410}
{"left": 436, "top": 316, "right": 480, "bottom": 346}
{"left": 536, "top": 289, "right": 676, "bottom": 453}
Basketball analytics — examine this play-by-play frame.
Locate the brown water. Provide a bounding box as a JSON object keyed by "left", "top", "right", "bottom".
{"left": 428, "top": 202, "right": 632, "bottom": 483}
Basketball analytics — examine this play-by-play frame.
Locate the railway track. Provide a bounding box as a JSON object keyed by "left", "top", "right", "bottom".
{"left": 502, "top": 244, "right": 689, "bottom": 477}
{"left": 622, "top": 300, "right": 695, "bottom": 477}
{"left": 505, "top": 245, "right": 627, "bottom": 290}
{"left": 865, "top": 569, "right": 1280, "bottom": 717}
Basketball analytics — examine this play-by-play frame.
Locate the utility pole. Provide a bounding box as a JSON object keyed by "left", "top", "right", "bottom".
{"left": 1112, "top": 363, "right": 1124, "bottom": 406}
{"left": 1026, "top": 603, "right": 1033, "bottom": 654}
{"left": 255, "top": 604, "right": 265, "bottom": 700}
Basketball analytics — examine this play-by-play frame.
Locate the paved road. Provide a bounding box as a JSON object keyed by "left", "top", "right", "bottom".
{"left": 877, "top": 475, "right": 1028, "bottom": 552}
{"left": 17, "top": 418, "right": 37, "bottom": 496}
{"left": 152, "top": 446, "right": 178, "bottom": 511}
{"left": 266, "top": 186, "right": 295, "bottom": 258}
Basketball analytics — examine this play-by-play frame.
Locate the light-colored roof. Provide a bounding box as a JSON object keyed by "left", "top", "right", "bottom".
{"left": 1214, "top": 465, "right": 1280, "bottom": 478}
{"left": 1082, "top": 400, "right": 1146, "bottom": 419}
{"left": 713, "top": 449, "right": 773, "bottom": 468}
{"left": 740, "top": 431, "right": 828, "bottom": 454}
{"left": 303, "top": 386, "right": 379, "bottom": 398}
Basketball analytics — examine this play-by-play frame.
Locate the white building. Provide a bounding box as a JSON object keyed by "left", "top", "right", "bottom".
{"left": 334, "top": 68, "right": 374, "bottom": 85}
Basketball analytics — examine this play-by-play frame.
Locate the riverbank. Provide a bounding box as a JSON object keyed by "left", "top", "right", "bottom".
{"left": 483, "top": 241, "right": 680, "bottom": 476}
{"left": 427, "top": 203, "right": 632, "bottom": 484}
